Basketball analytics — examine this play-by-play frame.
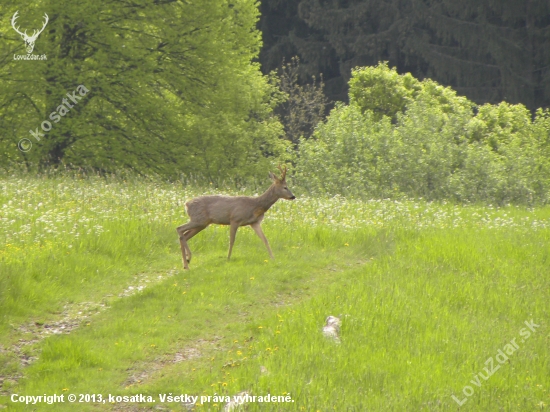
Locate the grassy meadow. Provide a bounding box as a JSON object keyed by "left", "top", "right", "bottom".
{"left": 0, "top": 173, "right": 549, "bottom": 411}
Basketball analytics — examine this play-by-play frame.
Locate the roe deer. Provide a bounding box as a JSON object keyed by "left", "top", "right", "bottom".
{"left": 176, "top": 165, "right": 295, "bottom": 269}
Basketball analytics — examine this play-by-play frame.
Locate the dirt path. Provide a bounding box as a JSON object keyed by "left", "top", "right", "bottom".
{"left": 0, "top": 269, "right": 178, "bottom": 397}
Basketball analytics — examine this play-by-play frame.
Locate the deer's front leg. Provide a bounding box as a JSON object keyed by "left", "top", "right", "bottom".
{"left": 251, "top": 222, "right": 274, "bottom": 259}
{"left": 228, "top": 222, "right": 239, "bottom": 260}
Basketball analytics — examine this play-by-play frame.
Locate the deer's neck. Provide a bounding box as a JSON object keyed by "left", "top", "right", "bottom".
{"left": 255, "top": 185, "right": 279, "bottom": 213}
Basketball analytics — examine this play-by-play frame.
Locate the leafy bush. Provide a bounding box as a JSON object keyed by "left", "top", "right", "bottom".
{"left": 349, "top": 62, "right": 420, "bottom": 121}
{"left": 296, "top": 64, "right": 550, "bottom": 205}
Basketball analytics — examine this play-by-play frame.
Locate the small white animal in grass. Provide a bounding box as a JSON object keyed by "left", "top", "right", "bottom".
{"left": 224, "top": 391, "right": 249, "bottom": 411}
{"left": 322, "top": 316, "right": 342, "bottom": 342}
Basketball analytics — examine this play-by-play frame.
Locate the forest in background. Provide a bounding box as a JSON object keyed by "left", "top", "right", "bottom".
{"left": 1, "top": 0, "right": 550, "bottom": 204}
{"left": 259, "top": 0, "right": 550, "bottom": 109}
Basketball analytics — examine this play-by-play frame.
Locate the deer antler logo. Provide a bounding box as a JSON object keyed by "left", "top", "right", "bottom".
{"left": 11, "top": 11, "right": 49, "bottom": 54}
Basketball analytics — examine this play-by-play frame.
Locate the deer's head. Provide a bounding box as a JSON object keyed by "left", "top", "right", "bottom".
{"left": 11, "top": 11, "right": 49, "bottom": 54}
{"left": 269, "top": 165, "right": 296, "bottom": 200}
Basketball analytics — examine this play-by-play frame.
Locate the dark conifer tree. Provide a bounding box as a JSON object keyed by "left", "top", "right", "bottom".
{"left": 259, "top": 0, "right": 550, "bottom": 110}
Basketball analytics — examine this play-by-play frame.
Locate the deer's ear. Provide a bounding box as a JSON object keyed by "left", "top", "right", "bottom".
{"left": 268, "top": 172, "right": 278, "bottom": 182}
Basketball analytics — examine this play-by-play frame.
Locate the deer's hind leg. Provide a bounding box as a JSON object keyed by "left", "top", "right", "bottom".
{"left": 176, "top": 222, "right": 205, "bottom": 269}
{"left": 181, "top": 226, "right": 207, "bottom": 264}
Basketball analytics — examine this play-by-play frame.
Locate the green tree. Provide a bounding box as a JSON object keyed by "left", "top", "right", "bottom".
{"left": 0, "top": 0, "right": 287, "bottom": 180}
{"left": 349, "top": 62, "right": 420, "bottom": 121}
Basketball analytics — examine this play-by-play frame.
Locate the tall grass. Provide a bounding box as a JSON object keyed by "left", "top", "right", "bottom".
{"left": 1, "top": 173, "right": 549, "bottom": 410}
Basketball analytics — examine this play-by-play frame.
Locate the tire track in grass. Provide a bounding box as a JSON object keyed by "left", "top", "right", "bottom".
{"left": 4, "top": 233, "right": 390, "bottom": 410}
{"left": 0, "top": 268, "right": 178, "bottom": 396}
{"left": 115, "top": 258, "right": 371, "bottom": 403}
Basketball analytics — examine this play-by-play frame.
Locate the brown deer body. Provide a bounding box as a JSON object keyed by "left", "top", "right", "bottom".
{"left": 176, "top": 166, "right": 295, "bottom": 269}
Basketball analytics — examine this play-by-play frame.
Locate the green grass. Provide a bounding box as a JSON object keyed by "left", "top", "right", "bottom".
{"left": 0, "top": 174, "right": 549, "bottom": 411}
